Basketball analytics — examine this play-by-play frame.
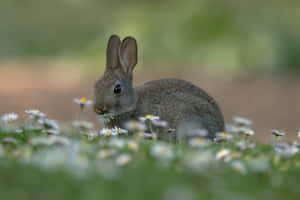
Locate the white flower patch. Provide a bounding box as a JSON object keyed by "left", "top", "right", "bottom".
{"left": 30, "top": 136, "right": 70, "bottom": 146}
{"left": 1, "top": 113, "right": 18, "bottom": 123}
{"left": 233, "top": 116, "right": 252, "bottom": 127}
{"left": 72, "top": 120, "right": 94, "bottom": 130}
{"left": 183, "top": 151, "right": 214, "bottom": 173}
{"left": 25, "top": 109, "right": 45, "bottom": 120}
{"left": 231, "top": 161, "right": 248, "bottom": 175}
{"left": 127, "top": 140, "right": 138, "bottom": 151}
{"left": 109, "top": 138, "right": 126, "bottom": 149}
{"left": 2, "top": 137, "right": 18, "bottom": 144}
{"left": 139, "top": 114, "right": 160, "bottom": 122}
{"left": 151, "top": 119, "right": 168, "bottom": 128}
{"left": 150, "top": 142, "right": 174, "bottom": 161}
{"left": 247, "top": 157, "right": 270, "bottom": 172}
{"left": 44, "top": 129, "right": 60, "bottom": 135}
{"left": 216, "top": 149, "right": 231, "bottom": 160}
{"left": 215, "top": 132, "right": 233, "bottom": 141}
{"left": 274, "top": 143, "right": 298, "bottom": 158}
{"left": 116, "top": 154, "right": 132, "bottom": 166}
{"left": 98, "top": 149, "right": 117, "bottom": 159}
{"left": 98, "top": 113, "right": 114, "bottom": 124}
{"left": 124, "top": 120, "right": 146, "bottom": 132}
{"left": 112, "top": 126, "right": 128, "bottom": 135}
{"left": 40, "top": 119, "right": 59, "bottom": 129}
{"left": 100, "top": 128, "right": 117, "bottom": 136}
{"left": 188, "top": 137, "right": 211, "bottom": 148}
{"left": 235, "top": 140, "right": 256, "bottom": 150}
{"left": 87, "top": 132, "right": 98, "bottom": 140}
{"left": 38, "top": 119, "right": 60, "bottom": 135}
{"left": 225, "top": 124, "right": 239, "bottom": 134}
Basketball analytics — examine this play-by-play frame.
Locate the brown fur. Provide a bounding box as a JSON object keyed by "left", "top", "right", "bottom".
{"left": 94, "top": 35, "right": 224, "bottom": 140}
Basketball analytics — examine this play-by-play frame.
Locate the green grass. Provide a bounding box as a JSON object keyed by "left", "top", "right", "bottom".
{"left": 1, "top": 0, "right": 300, "bottom": 70}
{"left": 1, "top": 123, "right": 300, "bottom": 200}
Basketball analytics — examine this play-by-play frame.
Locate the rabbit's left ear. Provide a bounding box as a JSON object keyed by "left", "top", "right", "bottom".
{"left": 119, "top": 36, "right": 138, "bottom": 74}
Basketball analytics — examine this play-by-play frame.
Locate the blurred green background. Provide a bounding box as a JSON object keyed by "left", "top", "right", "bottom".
{"left": 1, "top": 0, "right": 300, "bottom": 71}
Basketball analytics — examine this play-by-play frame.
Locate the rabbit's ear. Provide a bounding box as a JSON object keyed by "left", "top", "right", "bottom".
{"left": 106, "top": 35, "right": 121, "bottom": 70}
{"left": 119, "top": 37, "right": 137, "bottom": 74}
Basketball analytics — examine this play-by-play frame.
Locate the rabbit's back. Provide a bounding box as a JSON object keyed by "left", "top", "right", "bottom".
{"left": 135, "top": 78, "right": 224, "bottom": 136}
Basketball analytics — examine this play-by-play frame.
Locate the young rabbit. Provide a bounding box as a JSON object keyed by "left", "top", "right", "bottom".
{"left": 94, "top": 35, "right": 224, "bottom": 140}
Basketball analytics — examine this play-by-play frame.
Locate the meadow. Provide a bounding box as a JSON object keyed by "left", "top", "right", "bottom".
{"left": 1, "top": 100, "right": 300, "bottom": 200}
{"left": 1, "top": 1, "right": 300, "bottom": 199}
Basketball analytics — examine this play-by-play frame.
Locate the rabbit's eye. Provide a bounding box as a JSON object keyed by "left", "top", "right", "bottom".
{"left": 114, "top": 84, "right": 122, "bottom": 94}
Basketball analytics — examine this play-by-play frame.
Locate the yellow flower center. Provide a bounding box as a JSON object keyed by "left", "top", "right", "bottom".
{"left": 221, "top": 132, "right": 227, "bottom": 137}
{"left": 145, "top": 114, "right": 153, "bottom": 119}
{"left": 80, "top": 97, "right": 87, "bottom": 103}
{"left": 7, "top": 116, "right": 12, "bottom": 121}
{"left": 105, "top": 130, "right": 112, "bottom": 135}
{"left": 194, "top": 138, "right": 203, "bottom": 144}
{"left": 116, "top": 128, "right": 120, "bottom": 132}
{"left": 128, "top": 143, "right": 137, "bottom": 150}
{"left": 245, "top": 131, "right": 252, "bottom": 135}
{"left": 104, "top": 115, "right": 110, "bottom": 119}
{"left": 159, "top": 148, "right": 167, "bottom": 156}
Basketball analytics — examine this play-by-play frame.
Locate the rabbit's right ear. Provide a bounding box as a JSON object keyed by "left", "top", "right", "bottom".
{"left": 106, "top": 34, "right": 121, "bottom": 70}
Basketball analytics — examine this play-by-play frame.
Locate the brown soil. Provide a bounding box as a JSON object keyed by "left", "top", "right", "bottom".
{"left": 1, "top": 61, "right": 299, "bottom": 142}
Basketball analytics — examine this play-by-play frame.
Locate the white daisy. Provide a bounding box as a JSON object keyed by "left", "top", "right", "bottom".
{"left": 139, "top": 114, "right": 160, "bottom": 122}
{"left": 25, "top": 109, "right": 45, "bottom": 120}
{"left": 150, "top": 142, "right": 174, "bottom": 161}
{"left": 109, "top": 138, "right": 126, "bottom": 149}
{"left": 235, "top": 140, "right": 256, "bottom": 150}
{"left": 225, "top": 124, "right": 239, "bottom": 133}
{"left": 216, "top": 149, "right": 231, "bottom": 160}
{"left": 98, "top": 113, "right": 114, "bottom": 124}
{"left": 151, "top": 119, "right": 168, "bottom": 128}
{"left": 73, "top": 97, "right": 93, "bottom": 107}
{"left": 244, "top": 128, "right": 255, "bottom": 136}
{"left": 271, "top": 129, "right": 285, "bottom": 137}
{"left": 1, "top": 113, "right": 18, "bottom": 123}
{"left": 188, "top": 137, "right": 211, "bottom": 148}
{"left": 99, "top": 128, "right": 117, "bottom": 136}
{"left": 30, "top": 136, "right": 70, "bottom": 146}
{"left": 127, "top": 140, "right": 138, "bottom": 151}
{"left": 297, "top": 131, "right": 300, "bottom": 139}
{"left": 274, "top": 143, "right": 298, "bottom": 158}
{"left": 124, "top": 120, "right": 146, "bottom": 132}
{"left": 98, "top": 149, "right": 116, "bottom": 159}
{"left": 112, "top": 126, "right": 128, "bottom": 135}
{"left": 233, "top": 116, "right": 252, "bottom": 127}
{"left": 43, "top": 129, "right": 60, "bottom": 135}
{"left": 87, "top": 132, "right": 98, "bottom": 140}
{"left": 72, "top": 120, "right": 94, "bottom": 130}
{"left": 2, "top": 137, "right": 18, "bottom": 144}
{"left": 183, "top": 151, "right": 214, "bottom": 173}
{"left": 116, "top": 154, "right": 132, "bottom": 166}
{"left": 215, "top": 132, "right": 233, "bottom": 141}
{"left": 39, "top": 119, "right": 59, "bottom": 130}
{"left": 74, "top": 97, "right": 93, "bottom": 112}
{"left": 231, "top": 161, "right": 248, "bottom": 175}
{"left": 247, "top": 157, "right": 270, "bottom": 172}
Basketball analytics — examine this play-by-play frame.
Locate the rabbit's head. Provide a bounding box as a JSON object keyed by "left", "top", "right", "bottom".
{"left": 94, "top": 35, "right": 138, "bottom": 117}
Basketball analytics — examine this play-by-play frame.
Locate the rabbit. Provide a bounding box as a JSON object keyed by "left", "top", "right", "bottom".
{"left": 94, "top": 34, "right": 224, "bottom": 140}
